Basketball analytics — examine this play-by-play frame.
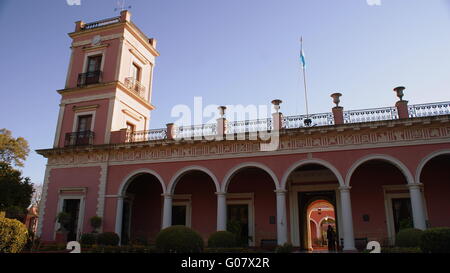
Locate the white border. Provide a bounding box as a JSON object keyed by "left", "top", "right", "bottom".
{"left": 415, "top": 149, "right": 450, "bottom": 184}
{"left": 281, "top": 158, "right": 345, "bottom": 189}
{"left": 288, "top": 184, "right": 342, "bottom": 248}
{"left": 82, "top": 50, "right": 106, "bottom": 74}
{"left": 172, "top": 194, "right": 192, "bottom": 228}
{"left": 72, "top": 110, "right": 96, "bottom": 132}
{"left": 345, "top": 154, "right": 415, "bottom": 186}
{"left": 227, "top": 193, "right": 255, "bottom": 247}
{"left": 222, "top": 162, "right": 279, "bottom": 192}
{"left": 167, "top": 165, "right": 220, "bottom": 195}
{"left": 54, "top": 194, "right": 86, "bottom": 241}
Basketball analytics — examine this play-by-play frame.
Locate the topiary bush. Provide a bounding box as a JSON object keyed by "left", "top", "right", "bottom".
{"left": 0, "top": 217, "right": 28, "bottom": 253}
{"left": 90, "top": 216, "right": 102, "bottom": 233}
{"left": 156, "top": 225, "right": 204, "bottom": 253}
{"left": 420, "top": 227, "right": 450, "bottom": 253}
{"left": 395, "top": 228, "right": 423, "bottom": 248}
{"left": 97, "top": 232, "right": 120, "bottom": 246}
{"left": 208, "top": 231, "right": 237, "bottom": 248}
{"left": 80, "top": 233, "right": 97, "bottom": 246}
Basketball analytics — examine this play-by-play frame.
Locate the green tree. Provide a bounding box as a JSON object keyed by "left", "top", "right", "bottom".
{"left": 0, "top": 128, "right": 30, "bottom": 168}
{"left": 0, "top": 162, "right": 34, "bottom": 221}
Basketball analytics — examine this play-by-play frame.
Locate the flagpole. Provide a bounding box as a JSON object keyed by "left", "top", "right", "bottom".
{"left": 300, "top": 37, "right": 309, "bottom": 118}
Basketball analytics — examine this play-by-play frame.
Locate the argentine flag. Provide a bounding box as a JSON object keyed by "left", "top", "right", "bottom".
{"left": 300, "top": 48, "right": 306, "bottom": 70}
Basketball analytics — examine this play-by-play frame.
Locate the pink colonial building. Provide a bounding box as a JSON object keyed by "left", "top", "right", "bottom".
{"left": 37, "top": 11, "right": 450, "bottom": 251}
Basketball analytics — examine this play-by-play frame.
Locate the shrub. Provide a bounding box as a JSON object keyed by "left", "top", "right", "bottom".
{"left": 381, "top": 247, "right": 422, "bottom": 253}
{"left": 208, "top": 231, "right": 237, "bottom": 248}
{"left": 420, "top": 227, "right": 450, "bottom": 253}
{"left": 97, "top": 232, "right": 120, "bottom": 246}
{"left": 80, "top": 233, "right": 97, "bottom": 246}
{"left": 205, "top": 247, "right": 262, "bottom": 253}
{"left": 56, "top": 212, "right": 71, "bottom": 231}
{"left": 155, "top": 225, "right": 204, "bottom": 253}
{"left": 275, "top": 243, "right": 293, "bottom": 253}
{"left": 395, "top": 228, "right": 423, "bottom": 248}
{"left": 0, "top": 217, "right": 28, "bottom": 253}
{"left": 90, "top": 216, "right": 102, "bottom": 233}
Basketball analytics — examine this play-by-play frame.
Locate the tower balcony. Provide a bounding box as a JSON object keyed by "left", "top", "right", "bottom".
{"left": 124, "top": 77, "right": 146, "bottom": 99}
{"left": 77, "top": 71, "right": 102, "bottom": 87}
{"left": 64, "top": 131, "right": 95, "bottom": 147}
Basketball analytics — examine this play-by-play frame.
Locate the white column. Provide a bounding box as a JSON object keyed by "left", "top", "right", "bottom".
{"left": 408, "top": 184, "right": 427, "bottom": 230}
{"left": 339, "top": 186, "right": 356, "bottom": 251}
{"left": 216, "top": 192, "right": 227, "bottom": 231}
{"left": 275, "top": 189, "right": 288, "bottom": 245}
{"left": 162, "top": 194, "right": 173, "bottom": 229}
{"left": 114, "top": 196, "right": 124, "bottom": 240}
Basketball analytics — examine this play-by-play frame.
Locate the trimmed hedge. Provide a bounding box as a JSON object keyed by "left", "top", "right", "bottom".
{"left": 382, "top": 247, "right": 422, "bottom": 253}
{"left": 208, "top": 231, "right": 237, "bottom": 248}
{"left": 156, "top": 225, "right": 204, "bottom": 253}
{"left": 97, "top": 232, "right": 120, "bottom": 246}
{"left": 0, "top": 217, "right": 28, "bottom": 253}
{"left": 90, "top": 216, "right": 102, "bottom": 232}
{"left": 204, "top": 247, "right": 263, "bottom": 253}
{"left": 275, "top": 243, "right": 293, "bottom": 253}
{"left": 395, "top": 228, "right": 423, "bottom": 248}
{"left": 80, "top": 233, "right": 97, "bottom": 246}
{"left": 420, "top": 227, "right": 450, "bottom": 253}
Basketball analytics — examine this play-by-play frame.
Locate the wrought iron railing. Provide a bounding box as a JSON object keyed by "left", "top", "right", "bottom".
{"left": 175, "top": 123, "right": 217, "bottom": 139}
{"left": 408, "top": 102, "right": 450, "bottom": 118}
{"left": 283, "top": 112, "right": 334, "bottom": 128}
{"left": 343, "top": 107, "right": 398, "bottom": 124}
{"left": 65, "top": 131, "right": 95, "bottom": 147}
{"left": 226, "top": 118, "right": 272, "bottom": 134}
{"left": 81, "top": 16, "right": 121, "bottom": 30}
{"left": 122, "top": 101, "right": 450, "bottom": 143}
{"left": 77, "top": 71, "right": 102, "bottom": 87}
{"left": 126, "top": 129, "right": 167, "bottom": 142}
{"left": 124, "top": 77, "right": 146, "bottom": 99}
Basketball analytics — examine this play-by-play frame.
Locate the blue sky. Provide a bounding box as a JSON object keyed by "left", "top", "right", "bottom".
{"left": 0, "top": 0, "right": 450, "bottom": 185}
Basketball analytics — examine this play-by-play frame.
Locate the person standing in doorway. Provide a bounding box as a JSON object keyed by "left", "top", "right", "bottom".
{"left": 326, "top": 225, "right": 336, "bottom": 252}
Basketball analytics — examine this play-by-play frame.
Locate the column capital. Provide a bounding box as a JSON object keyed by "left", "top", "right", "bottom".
{"left": 215, "top": 191, "right": 227, "bottom": 196}
{"left": 274, "top": 189, "right": 287, "bottom": 194}
{"left": 338, "top": 186, "right": 352, "bottom": 192}
{"left": 161, "top": 193, "right": 173, "bottom": 198}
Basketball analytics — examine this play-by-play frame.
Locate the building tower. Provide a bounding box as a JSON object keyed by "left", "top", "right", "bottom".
{"left": 53, "top": 10, "right": 159, "bottom": 148}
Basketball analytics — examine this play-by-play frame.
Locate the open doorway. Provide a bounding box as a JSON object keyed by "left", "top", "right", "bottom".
{"left": 298, "top": 191, "right": 338, "bottom": 252}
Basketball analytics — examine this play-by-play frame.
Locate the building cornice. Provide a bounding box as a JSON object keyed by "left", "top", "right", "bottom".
{"left": 36, "top": 115, "right": 450, "bottom": 166}
{"left": 57, "top": 81, "right": 155, "bottom": 110}
{"left": 68, "top": 22, "right": 159, "bottom": 57}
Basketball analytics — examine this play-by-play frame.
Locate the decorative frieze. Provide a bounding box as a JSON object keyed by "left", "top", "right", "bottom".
{"left": 45, "top": 124, "right": 450, "bottom": 166}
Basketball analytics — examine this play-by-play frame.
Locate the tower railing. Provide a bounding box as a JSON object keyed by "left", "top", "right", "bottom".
{"left": 64, "top": 131, "right": 95, "bottom": 147}
{"left": 124, "top": 77, "right": 146, "bottom": 99}
{"left": 77, "top": 71, "right": 102, "bottom": 87}
{"left": 81, "top": 16, "right": 121, "bottom": 30}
